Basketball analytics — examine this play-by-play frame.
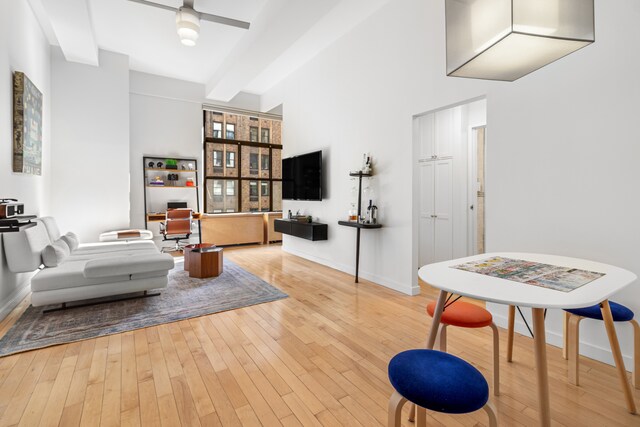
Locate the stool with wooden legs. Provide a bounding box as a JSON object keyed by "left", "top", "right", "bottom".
{"left": 426, "top": 299, "right": 501, "bottom": 396}
{"left": 563, "top": 301, "right": 639, "bottom": 391}
{"left": 388, "top": 349, "right": 498, "bottom": 427}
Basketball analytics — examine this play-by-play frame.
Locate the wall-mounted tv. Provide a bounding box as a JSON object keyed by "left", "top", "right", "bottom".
{"left": 282, "top": 150, "right": 322, "bottom": 201}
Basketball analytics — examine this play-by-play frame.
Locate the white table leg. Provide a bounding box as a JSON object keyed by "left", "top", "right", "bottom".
{"left": 532, "top": 307, "right": 551, "bottom": 427}
{"left": 600, "top": 300, "right": 637, "bottom": 414}
{"left": 408, "top": 290, "right": 449, "bottom": 422}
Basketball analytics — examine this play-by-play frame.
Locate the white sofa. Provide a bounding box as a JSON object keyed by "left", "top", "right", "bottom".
{"left": 3, "top": 217, "right": 174, "bottom": 307}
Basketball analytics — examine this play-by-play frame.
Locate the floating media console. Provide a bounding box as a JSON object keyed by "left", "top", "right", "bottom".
{"left": 274, "top": 219, "right": 328, "bottom": 241}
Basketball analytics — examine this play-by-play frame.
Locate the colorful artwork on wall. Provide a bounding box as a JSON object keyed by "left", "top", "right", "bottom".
{"left": 13, "top": 71, "right": 43, "bottom": 176}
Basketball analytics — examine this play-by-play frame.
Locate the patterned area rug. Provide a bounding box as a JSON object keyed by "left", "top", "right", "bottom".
{"left": 0, "top": 259, "right": 287, "bottom": 357}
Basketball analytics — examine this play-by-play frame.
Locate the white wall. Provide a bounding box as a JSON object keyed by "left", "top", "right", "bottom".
{"left": 129, "top": 71, "right": 262, "bottom": 234}
{"left": 50, "top": 47, "right": 130, "bottom": 241}
{"left": 0, "top": 0, "right": 51, "bottom": 319}
{"left": 268, "top": 0, "right": 640, "bottom": 368}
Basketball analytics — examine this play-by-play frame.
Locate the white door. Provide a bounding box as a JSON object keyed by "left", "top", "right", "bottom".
{"left": 434, "top": 159, "right": 453, "bottom": 262}
{"left": 434, "top": 108, "right": 459, "bottom": 159}
{"left": 418, "top": 114, "right": 435, "bottom": 160}
{"left": 419, "top": 161, "right": 435, "bottom": 266}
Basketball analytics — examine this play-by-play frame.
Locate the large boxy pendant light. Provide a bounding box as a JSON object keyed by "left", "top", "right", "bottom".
{"left": 446, "top": 0, "right": 595, "bottom": 81}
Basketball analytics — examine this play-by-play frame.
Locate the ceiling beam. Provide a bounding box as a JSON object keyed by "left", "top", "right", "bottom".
{"left": 205, "top": 0, "right": 341, "bottom": 102}
{"left": 39, "top": 0, "right": 99, "bottom": 66}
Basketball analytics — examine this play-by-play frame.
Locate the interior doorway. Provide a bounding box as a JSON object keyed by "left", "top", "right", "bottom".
{"left": 470, "top": 126, "right": 486, "bottom": 255}
{"left": 413, "top": 99, "right": 486, "bottom": 269}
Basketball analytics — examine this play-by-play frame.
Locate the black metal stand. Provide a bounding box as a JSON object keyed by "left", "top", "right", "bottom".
{"left": 338, "top": 171, "right": 382, "bottom": 283}
{"left": 42, "top": 290, "right": 161, "bottom": 314}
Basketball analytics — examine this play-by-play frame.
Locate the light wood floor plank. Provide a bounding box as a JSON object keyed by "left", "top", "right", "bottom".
{"left": 0, "top": 244, "right": 638, "bottom": 426}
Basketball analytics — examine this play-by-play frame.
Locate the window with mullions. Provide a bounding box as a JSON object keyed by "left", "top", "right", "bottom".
{"left": 204, "top": 110, "right": 282, "bottom": 214}
{"left": 226, "top": 123, "right": 235, "bottom": 140}
{"left": 212, "top": 122, "right": 222, "bottom": 138}
{"left": 249, "top": 181, "right": 258, "bottom": 201}
{"left": 213, "top": 150, "right": 223, "bottom": 167}
{"left": 226, "top": 152, "right": 235, "bottom": 168}
{"left": 249, "top": 153, "right": 259, "bottom": 174}
{"left": 261, "top": 128, "right": 270, "bottom": 144}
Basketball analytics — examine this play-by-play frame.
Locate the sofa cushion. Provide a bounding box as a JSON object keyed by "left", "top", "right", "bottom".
{"left": 42, "top": 239, "right": 70, "bottom": 267}
{"left": 67, "top": 246, "right": 160, "bottom": 262}
{"left": 31, "top": 255, "right": 170, "bottom": 292}
{"left": 3, "top": 223, "right": 51, "bottom": 273}
{"left": 60, "top": 232, "right": 79, "bottom": 251}
{"left": 83, "top": 253, "right": 174, "bottom": 278}
{"left": 40, "top": 217, "right": 61, "bottom": 241}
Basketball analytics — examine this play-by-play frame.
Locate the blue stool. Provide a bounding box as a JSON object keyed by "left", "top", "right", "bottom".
{"left": 563, "top": 302, "right": 639, "bottom": 390}
{"left": 387, "top": 349, "right": 497, "bottom": 427}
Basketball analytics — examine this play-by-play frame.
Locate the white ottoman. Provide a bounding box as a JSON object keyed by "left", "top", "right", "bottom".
{"left": 99, "top": 229, "right": 153, "bottom": 242}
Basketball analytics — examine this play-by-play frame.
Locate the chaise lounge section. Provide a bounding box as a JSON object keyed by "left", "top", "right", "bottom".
{"left": 3, "top": 217, "right": 174, "bottom": 308}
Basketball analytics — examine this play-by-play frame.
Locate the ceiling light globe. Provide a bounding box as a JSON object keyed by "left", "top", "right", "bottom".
{"left": 176, "top": 7, "right": 200, "bottom": 47}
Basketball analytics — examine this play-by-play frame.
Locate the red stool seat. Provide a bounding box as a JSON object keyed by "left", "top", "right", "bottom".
{"left": 427, "top": 301, "right": 493, "bottom": 328}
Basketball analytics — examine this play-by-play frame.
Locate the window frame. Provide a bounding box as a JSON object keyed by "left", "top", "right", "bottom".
{"left": 226, "top": 151, "right": 235, "bottom": 168}
{"left": 226, "top": 123, "right": 235, "bottom": 140}
{"left": 204, "top": 111, "right": 282, "bottom": 215}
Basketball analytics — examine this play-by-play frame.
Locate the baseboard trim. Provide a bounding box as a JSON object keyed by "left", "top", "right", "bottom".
{"left": 282, "top": 246, "right": 419, "bottom": 295}
{"left": 0, "top": 284, "right": 30, "bottom": 322}
{"left": 492, "top": 312, "right": 634, "bottom": 371}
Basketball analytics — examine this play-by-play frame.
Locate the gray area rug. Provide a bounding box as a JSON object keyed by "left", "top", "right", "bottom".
{"left": 0, "top": 259, "right": 287, "bottom": 357}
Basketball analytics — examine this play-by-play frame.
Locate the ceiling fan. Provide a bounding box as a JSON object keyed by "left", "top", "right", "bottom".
{"left": 128, "top": 0, "right": 250, "bottom": 47}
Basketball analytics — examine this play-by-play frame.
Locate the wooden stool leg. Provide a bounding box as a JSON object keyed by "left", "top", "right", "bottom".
{"left": 631, "top": 320, "right": 640, "bottom": 389}
{"left": 387, "top": 390, "right": 407, "bottom": 427}
{"left": 562, "top": 311, "right": 570, "bottom": 360}
{"left": 489, "top": 322, "right": 500, "bottom": 396}
{"left": 416, "top": 406, "right": 427, "bottom": 427}
{"left": 438, "top": 324, "right": 448, "bottom": 352}
{"left": 567, "top": 315, "right": 582, "bottom": 386}
{"left": 600, "top": 300, "right": 637, "bottom": 414}
{"left": 483, "top": 401, "right": 498, "bottom": 427}
{"left": 507, "top": 305, "right": 515, "bottom": 362}
{"left": 408, "top": 403, "right": 415, "bottom": 422}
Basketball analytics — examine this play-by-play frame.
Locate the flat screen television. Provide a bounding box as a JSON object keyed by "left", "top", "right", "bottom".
{"left": 282, "top": 150, "right": 322, "bottom": 201}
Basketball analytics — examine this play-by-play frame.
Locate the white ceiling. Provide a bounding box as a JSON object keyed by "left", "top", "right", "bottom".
{"left": 27, "top": 0, "right": 392, "bottom": 102}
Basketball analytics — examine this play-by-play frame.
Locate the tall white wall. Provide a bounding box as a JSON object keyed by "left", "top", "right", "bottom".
{"left": 50, "top": 48, "right": 130, "bottom": 241}
{"left": 129, "top": 71, "right": 261, "bottom": 233}
{"left": 0, "top": 0, "right": 51, "bottom": 318}
{"left": 268, "top": 0, "right": 640, "bottom": 367}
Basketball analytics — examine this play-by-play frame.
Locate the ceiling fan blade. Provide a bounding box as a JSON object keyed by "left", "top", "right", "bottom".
{"left": 128, "top": 0, "right": 178, "bottom": 13}
{"left": 200, "top": 12, "right": 250, "bottom": 30}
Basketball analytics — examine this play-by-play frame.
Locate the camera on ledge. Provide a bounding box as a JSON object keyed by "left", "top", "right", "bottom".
{"left": 0, "top": 199, "right": 24, "bottom": 219}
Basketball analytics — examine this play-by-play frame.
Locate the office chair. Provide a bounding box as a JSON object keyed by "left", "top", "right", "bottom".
{"left": 159, "top": 208, "right": 192, "bottom": 252}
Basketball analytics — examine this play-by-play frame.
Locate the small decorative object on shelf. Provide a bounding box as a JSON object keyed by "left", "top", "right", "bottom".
{"left": 185, "top": 178, "right": 195, "bottom": 187}
{"left": 366, "top": 200, "right": 378, "bottom": 224}
{"left": 166, "top": 173, "right": 179, "bottom": 186}
{"left": 149, "top": 176, "right": 164, "bottom": 186}
{"left": 188, "top": 163, "right": 194, "bottom": 170}
{"left": 148, "top": 161, "right": 154, "bottom": 168}
{"left": 156, "top": 161, "right": 163, "bottom": 168}
{"left": 306, "top": 215, "right": 313, "bottom": 223}
{"left": 165, "top": 159, "right": 178, "bottom": 170}
{"left": 362, "top": 152, "right": 372, "bottom": 174}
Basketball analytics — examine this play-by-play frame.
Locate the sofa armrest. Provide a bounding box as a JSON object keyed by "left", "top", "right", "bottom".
{"left": 83, "top": 254, "right": 175, "bottom": 278}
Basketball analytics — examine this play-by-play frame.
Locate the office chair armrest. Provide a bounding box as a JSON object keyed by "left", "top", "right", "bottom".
{"left": 159, "top": 222, "right": 166, "bottom": 233}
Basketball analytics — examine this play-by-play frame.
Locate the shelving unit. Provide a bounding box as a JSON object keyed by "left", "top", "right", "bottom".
{"left": 338, "top": 171, "right": 382, "bottom": 283}
{"left": 143, "top": 156, "right": 201, "bottom": 239}
{"left": 0, "top": 215, "right": 37, "bottom": 233}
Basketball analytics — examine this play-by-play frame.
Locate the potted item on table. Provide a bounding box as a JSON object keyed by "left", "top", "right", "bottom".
{"left": 185, "top": 178, "right": 195, "bottom": 187}
{"left": 165, "top": 159, "right": 178, "bottom": 170}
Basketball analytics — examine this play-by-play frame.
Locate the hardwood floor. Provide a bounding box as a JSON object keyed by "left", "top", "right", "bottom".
{"left": 0, "top": 244, "right": 638, "bottom": 426}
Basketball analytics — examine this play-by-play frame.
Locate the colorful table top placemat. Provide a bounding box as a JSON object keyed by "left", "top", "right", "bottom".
{"left": 451, "top": 256, "right": 605, "bottom": 292}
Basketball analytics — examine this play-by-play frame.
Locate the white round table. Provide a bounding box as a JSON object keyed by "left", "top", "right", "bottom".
{"left": 418, "top": 252, "right": 637, "bottom": 427}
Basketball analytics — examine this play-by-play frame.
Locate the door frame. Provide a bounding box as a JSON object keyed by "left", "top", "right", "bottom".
{"left": 467, "top": 125, "right": 487, "bottom": 255}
